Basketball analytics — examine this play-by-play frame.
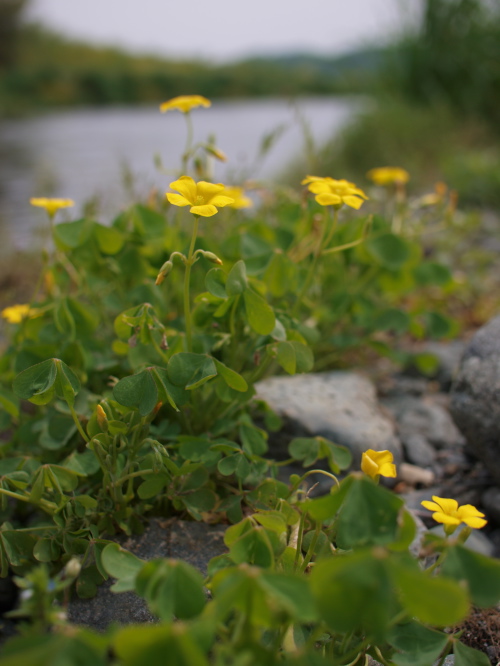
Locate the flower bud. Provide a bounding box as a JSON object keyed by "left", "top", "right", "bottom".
{"left": 155, "top": 260, "right": 173, "bottom": 286}
{"left": 65, "top": 558, "right": 81, "bottom": 578}
{"left": 202, "top": 251, "right": 223, "bottom": 265}
{"left": 96, "top": 405, "right": 108, "bottom": 431}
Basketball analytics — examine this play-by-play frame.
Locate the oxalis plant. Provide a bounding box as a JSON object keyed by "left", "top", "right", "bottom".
{"left": 0, "top": 95, "right": 497, "bottom": 664}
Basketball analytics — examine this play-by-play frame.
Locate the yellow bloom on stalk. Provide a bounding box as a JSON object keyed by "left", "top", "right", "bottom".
{"left": 166, "top": 176, "right": 234, "bottom": 217}
{"left": 1, "top": 304, "right": 34, "bottom": 324}
{"left": 302, "top": 175, "right": 368, "bottom": 210}
{"left": 361, "top": 449, "right": 397, "bottom": 480}
{"left": 30, "top": 198, "right": 74, "bottom": 217}
{"left": 159, "top": 95, "right": 211, "bottom": 114}
{"left": 366, "top": 167, "right": 410, "bottom": 186}
{"left": 421, "top": 496, "right": 487, "bottom": 530}
{"left": 223, "top": 186, "right": 253, "bottom": 209}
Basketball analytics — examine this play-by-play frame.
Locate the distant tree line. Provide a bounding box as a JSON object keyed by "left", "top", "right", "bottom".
{"left": 0, "top": 0, "right": 28, "bottom": 67}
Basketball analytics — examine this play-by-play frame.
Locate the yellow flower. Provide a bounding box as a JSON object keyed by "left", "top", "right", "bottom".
{"left": 30, "top": 198, "right": 74, "bottom": 218}
{"left": 421, "top": 496, "right": 487, "bottom": 530}
{"left": 302, "top": 175, "right": 368, "bottom": 210}
{"left": 1, "top": 304, "right": 34, "bottom": 324}
{"left": 166, "top": 176, "right": 234, "bottom": 217}
{"left": 223, "top": 187, "right": 253, "bottom": 209}
{"left": 159, "top": 95, "right": 211, "bottom": 114}
{"left": 366, "top": 167, "right": 410, "bottom": 186}
{"left": 361, "top": 449, "right": 397, "bottom": 479}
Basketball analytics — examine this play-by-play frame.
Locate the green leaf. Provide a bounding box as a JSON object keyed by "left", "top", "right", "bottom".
{"left": 366, "top": 233, "right": 411, "bottom": 270}
{"left": 137, "top": 474, "right": 169, "bottom": 499}
{"left": 394, "top": 562, "right": 469, "bottom": 626}
{"left": 259, "top": 572, "right": 317, "bottom": 622}
{"left": 0, "top": 389, "right": 20, "bottom": 418}
{"left": 13, "top": 359, "right": 57, "bottom": 403}
{"left": 275, "top": 341, "right": 296, "bottom": 374}
{"left": 336, "top": 476, "right": 404, "bottom": 548}
{"left": 94, "top": 223, "right": 125, "bottom": 255}
{"left": 136, "top": 559, "right": 206, "bottom": 621}
{"left": 205, "top": 268, "right": 227, "bottom": 299}
{"left": 53, "top": 219, "right": 91, "bottom": 250}
{"left": 290, "top": 341, "right": 313, "bottom": 372}
{"left": 63, "top": 450, "right": 100, "bottom": 476}
{"left": 424, "top": 311, "right": 455, "bottom": 338}
{"left": 212, "top": 359, "right": 248, "bottom": 392}
{"left": 264, "top": 250, "right": 297, "bottom": 297}
{"left": 243, "top": 289, "right": 275, "bottom": 335}
{"left": 113, "top": 624, "right": 209, "bottom": 666}
{"left": 239, "top": 424, "right": 268, "bottom": 455}
{"left": 373, "top": 308, "right": 410, "bottom": 334}
{"left": 388, "top": 620, "right": 449, "bottom": 666}
{"left": 413, "top": 262, "right": 452, "bottom": 287}
{"left": 113, "top": 370, "right": 158, "bottom": 416}
{"left": 454, "top": 641, "right": 491, "bottom": 666}
{"left": 311, "top": 550, "right": 394, "bottom": 641}
{"left": 289, "top": 437, "right": 320, "bottom": 467}
{"left": 226, "top": 260, "right": 248, "bottom": 296}
{"left": 167, "top": 353, "right": 217, "bottom": 390}
{"left": 229, "top": 527, "right": 275, "bottom": 568}
{"left": 101, "top": 543, "right": 144, "bottom": 593}
{"left": 441, "top": 545, "right": 500, "bottom": 607}
{"left": 54, "top": 359, "right": 81, "bottom": 407}
{"left": 217, "top": 453, "right": 250, "bottom": 480}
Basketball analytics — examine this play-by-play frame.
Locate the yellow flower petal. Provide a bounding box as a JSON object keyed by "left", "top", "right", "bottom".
{"left": 169, "top": 176, "right": 197, "bottom": 204}
{"left": 190, "top": 204, "right": 218, "bottom": 217}
{"left": 367, "top": 167, "right": 410, "bottom": 186}
{"left": 308, "top": 181, "right": 331, "bottom": 194}
{"left": 360, "top": 452, "right": 379, "bottom": 479}
{"left": 160, "top": 95, "right": 211, "bottom": 113}
{"left": 315, "top": 193, "right": 342, "bottom": 206}
{"left": 378, "top": 462, "right": 397, "bottom": 478}
{"left": 30, "top": 198, "right": 74, "bottom": 217}
{"left": 1, "top": 304, "right": 32, "bottom": 324}
{"left": 342, "top": 195, "right": 364, "bottom": 210}
{"left": 166, "top": 193, "right": 190, "bottom": 207}
{"left": 223, "top": 187, "right": 253, "bottom": 209}
{"left": 462, "top": 516, "right": 488, "bottom": 529}
{"left": 209, "top": 195, "right": 235, "bottom": 208}
{"left": 431, "top": 496, "right": 459, "bottom": 514}
{"left": 432, "top": 513, "right": 461, "bottom": 526}
{"left": 301, "top": 175, "right": 326, "bottom": 185}
{"left": 197, "top": 181, "right": 225, "bottom": 200}
{"left": 421, "top": 500, "right": 442, "bottom": 512}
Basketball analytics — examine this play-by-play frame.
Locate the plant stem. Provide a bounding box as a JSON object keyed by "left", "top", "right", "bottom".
{"left": 0, "top": 488, "right": 57, "bottom": 513}
{"left": 184, "top": 215, "right": 199, "bottom": 352}
{"left": 300, "top": 522, "right": 321, "bottom": 572}
{"left": 68, "top": 404, "right": 89, "bottom": 443}
{"left": 182, "top": 112, "right": 194, "bottom": 173}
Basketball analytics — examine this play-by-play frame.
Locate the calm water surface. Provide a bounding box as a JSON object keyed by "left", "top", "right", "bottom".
{"left": 0, "top": 97, "right": 359, "bottom": 250}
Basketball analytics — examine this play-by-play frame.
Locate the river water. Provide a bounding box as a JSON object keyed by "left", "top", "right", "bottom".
{"left": 0, "top": 97, "right": 359, "bottom": 250}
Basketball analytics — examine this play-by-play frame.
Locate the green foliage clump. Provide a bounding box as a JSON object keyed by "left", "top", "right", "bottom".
{"left": 0, "top": 99, "right": 497, "bottom": 665}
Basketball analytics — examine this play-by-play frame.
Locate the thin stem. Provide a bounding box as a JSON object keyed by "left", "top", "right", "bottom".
{"left": 300, "top": 522, "right": 321, "bottom": 572}
{"left": 113, "top": 468, "right": 157, "bottom": 488}
{"left": 182, "top": 112, "right": 194, "bottom": 173}
{"left": 0, "top": 487, "right": 57, "bottom": 513}
{"left": 68, "top": 404, "right": 89, "bottom": 443}
{"left": 292, "top": 206, "right": 331, "bottom": 318}
{"left": 184, "top": 215, "right": 199, "bottom": 352}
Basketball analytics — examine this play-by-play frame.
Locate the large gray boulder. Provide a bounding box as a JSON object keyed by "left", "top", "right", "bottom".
{"left": 256, "top": 371, "right": 402, "bottom": 466}
{"left": 450, "top": 316, "right": 500, "bottom": 482}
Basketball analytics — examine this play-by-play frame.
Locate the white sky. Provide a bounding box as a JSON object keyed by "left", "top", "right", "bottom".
{"left": 26, "top": 0, "right": 421, "bottom": 62}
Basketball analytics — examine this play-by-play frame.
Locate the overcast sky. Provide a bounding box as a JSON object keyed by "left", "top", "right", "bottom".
{"left": 26, "top": 0, "right": 421, "bottom": 62}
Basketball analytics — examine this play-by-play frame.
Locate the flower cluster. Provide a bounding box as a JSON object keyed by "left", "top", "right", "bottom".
{"left": 1, "top": 304, "right": 35, "bottom": 324}
{"left": 366, "top": 167, "right": 410, "bottom": 186}
{"left": 302, "top": 175, "right": 368, "bottom": 210}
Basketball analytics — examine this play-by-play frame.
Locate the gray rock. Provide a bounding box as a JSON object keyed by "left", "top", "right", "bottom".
{"left": 382, "top": 395, "right": 465, "bottom": 452}
{"left": 418, "top": 340, "right": 466, "bottom": 388}
{"left": 256, "top": 372, "right": 402, "bottom": 466}
{"left": 68, "top": 519, "right": 226, "bottom": 631}
{"left": 403, "top": 433, "right": 438, "bottom": 467}
{"left": 450, "top": 315, "right": 500, "bottom": 482}
{"left": 481, "top": 487, "right": 500, "bottom": 525}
